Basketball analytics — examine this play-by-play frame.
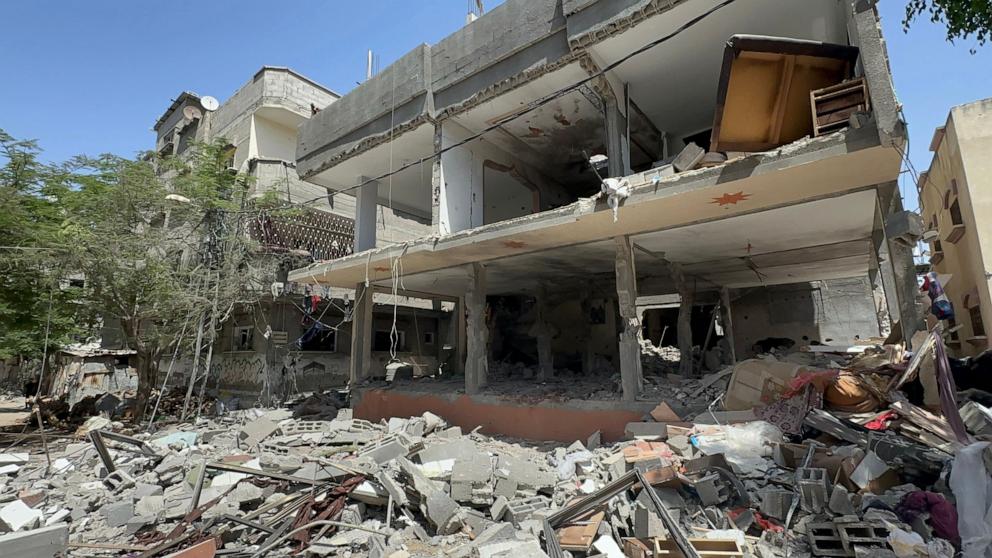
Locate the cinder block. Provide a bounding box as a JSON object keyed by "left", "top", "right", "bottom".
{"left": 504, "top": 496, "right": 549, "bottom": 526}
{"left": 798, "top": 467, "right": 830, "bottom": 513}
{"left": 450, "top": 455, "right": 493, "bottom": 505}
{"left": 808, "top": 523, "right": 849, "bottom": 557}
{"left": 760, "top": 490, "right": 794, "bottom": 521}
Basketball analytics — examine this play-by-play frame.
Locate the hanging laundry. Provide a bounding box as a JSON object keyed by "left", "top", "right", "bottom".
{"left": 922, "top": 272, "right": 954, "bottom": 321}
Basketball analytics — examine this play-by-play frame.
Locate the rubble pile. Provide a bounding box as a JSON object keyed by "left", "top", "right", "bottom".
{"left": 0, "top": 331, "right": 991, "bottom": 558}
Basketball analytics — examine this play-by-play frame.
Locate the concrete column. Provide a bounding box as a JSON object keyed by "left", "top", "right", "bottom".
{"left": 719, "top": 288, "right": 737, "bottom": 364}
{"left": 535, "top": 283, "right": 554, "bottom": 381}
{"left": 435, "top": 121, "right": 483, "bottom": 235}
{"left": 579, "top": 290, "right": 595, "bottom": 374}
{"left": 604, "top": 95, "right": 631, "bottom": 177}
{"left": 614, "top": 236, "right": 642, "bottom": 401}
{"left": 673, "top": 263, "right": 695, "bottom": 377}
{"left": 349, "top": 282, "right": 374, "bottom": 384}
{"left": 875, "top": 183, "right": 924, "bottom": 346}
{"left": 465, "top": 263, "right": 488, "bottom": 394}
{"left": 354, "top": 176, "right": 378, "bottom": 252}
{"left": 431, "top": 123, "right": 444, "bottom": 235}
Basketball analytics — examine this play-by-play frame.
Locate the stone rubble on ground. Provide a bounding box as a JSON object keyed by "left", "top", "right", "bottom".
{"left": 0, "top": 338, "right": 988, "bottom": 558}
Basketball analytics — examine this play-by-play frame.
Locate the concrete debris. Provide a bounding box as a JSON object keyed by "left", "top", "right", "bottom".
{"left": 0, "top": 336, "right": 977, "bottom": 557}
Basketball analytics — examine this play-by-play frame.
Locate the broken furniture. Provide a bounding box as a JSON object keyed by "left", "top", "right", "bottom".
{"left": 710, "top": 35, "right": 860, "bottom": 152}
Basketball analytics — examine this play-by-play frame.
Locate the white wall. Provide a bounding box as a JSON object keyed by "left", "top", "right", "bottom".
{"left": 252, "top": 115, "right": 297, "bottom": 162}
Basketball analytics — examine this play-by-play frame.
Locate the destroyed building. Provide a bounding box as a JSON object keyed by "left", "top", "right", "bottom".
{"left": 918, "top": 97, "right": 992, "bottom": 357}
{"left": 287, "top": 0, "right": 923, "bottom": 425}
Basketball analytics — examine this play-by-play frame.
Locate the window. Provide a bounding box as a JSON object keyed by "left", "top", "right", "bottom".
{"left": 423, "top": 331, "right": 435, "bottom": 346}
{"left": 950, "top": 199, "right": 964, "bottom": 226}
{"left": 943, "top": 190, "right": 952, "bottom": 210}
{"left": 951, "top": 178, "right": 958, "bottom": 196}
{"left": 970, "top": 306, "right": 986, "bottom": 337}
{"left": 933, "top": 240, "right": 943, "bottom": 254}
{"left": 374, "top": 330, "right": 406, "bottom": 352}
{"left": 299, "top": 328, "right": 336, "bottom": 351}
{"left": 233, "top": 326, "right": 254, "bottom": 351}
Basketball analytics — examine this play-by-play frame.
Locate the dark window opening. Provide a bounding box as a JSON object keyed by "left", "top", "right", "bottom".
{"left": 374, "top": 330, "right": 406, "bottom": 352}
{"left": 682, "top": 129, "right": 712, "bottom": 154}
{"left": 300, "top": 328, "right": 336, "bottom": 351}
{"left": 970, "top": 306, "right": 985, "bottom": 337}
{"left": 950, "top": 199, "right": 964, "bottom": 226}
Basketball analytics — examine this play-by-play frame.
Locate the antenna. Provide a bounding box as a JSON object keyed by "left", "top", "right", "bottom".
{"left": 366, "top": 49, "right": 373, "bottom": 81}
{"left": 182, "top": 105, "right": 202, "bottom": 121}
{"left": 200, "top": 96, "right": 219, "bottom": 111}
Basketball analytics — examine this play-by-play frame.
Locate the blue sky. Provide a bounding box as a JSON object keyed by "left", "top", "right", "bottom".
{"left": 1, "top": 1, "right": 989, "bottom": 210}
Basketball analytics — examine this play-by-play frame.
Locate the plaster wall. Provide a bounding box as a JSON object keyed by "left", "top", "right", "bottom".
{"left": 920, "top": 98, "right": 992, "bottom": 355}
{"left": 730, "top": 276, "right": 880, "bottom": 357}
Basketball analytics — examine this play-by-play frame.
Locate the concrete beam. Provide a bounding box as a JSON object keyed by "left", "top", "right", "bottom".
{"left": 465, "top": 263, "right": 489, "bottom": 394}
{"left": 355, "top": 177, "right": 378, "bottom": 252}
{"left": 350, "top": 282, "right": 374, "bottom": 383}
{"left": 848, "top": 0, "right": 904, "bottom": 147}
{"left": 615, "top": 236, "right": 642, "bottom": 400}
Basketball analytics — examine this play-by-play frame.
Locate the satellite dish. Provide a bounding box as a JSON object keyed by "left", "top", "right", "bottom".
{"left": 182, "top": 105, "right": 202, "bottom": 121}
{"left": 200, "top": 96, "right": 220, "bottom": 111}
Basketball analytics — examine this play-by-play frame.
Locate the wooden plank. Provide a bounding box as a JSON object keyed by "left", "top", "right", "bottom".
{"left": 558, "top": 508, "right": 605, "bottom": 551}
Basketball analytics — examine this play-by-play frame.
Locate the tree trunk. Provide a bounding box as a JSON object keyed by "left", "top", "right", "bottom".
{"left": 134, "top": 349, "right": 155, "bottom": 420}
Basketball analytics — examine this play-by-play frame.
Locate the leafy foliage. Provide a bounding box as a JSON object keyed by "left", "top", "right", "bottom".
{"left": 0, "top": 130, "right": 92, "bottom": 360}
{"left": 904, "top": 0, "right": 992, "bottom": 48}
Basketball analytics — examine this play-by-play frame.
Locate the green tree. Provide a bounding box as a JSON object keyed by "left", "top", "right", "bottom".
{"left": 904, "top": 0, "right": 992, "bottom": 47}
{"left": 47, "top": 140, "right": 262, "bottom": 417}
{"left": 0, "top": 130, "right": 90, "bottom": 363}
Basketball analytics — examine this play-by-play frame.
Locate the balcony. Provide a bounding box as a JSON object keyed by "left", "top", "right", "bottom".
{"left": 946, "top": 198, "right": 965, "bottom": 244}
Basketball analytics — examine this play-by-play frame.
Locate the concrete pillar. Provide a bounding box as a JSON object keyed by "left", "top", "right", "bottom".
{"left": 354, "top": 176, "right": 378, "bottom": 252}
{"left": 614, "top": 236, "right": 642, "bottom": 401}
{"left": 604, "top": 94, "right": 631, "bottom": 177}
{"left": 673, "top": 263, "right": 695, "bottom": 377}
{"left": 434, "top": 121, "right": 483, "bottom": 236}
{"left": 579, "top": 290, "right": 595, "bottom": 374}
{"left": 431, "top": 123, "right": 444, "bottom": 235}
{"left": 349, "top": 282, "right": 374, "bottom": 384}
{"left": 874, "top": 183, "right": 924, "bottom": 346}
{"left": 465, "top": 263, "right": 488, "bottom": 394}
{"left": 719, "top": 288, "right": 737, "bottom": 364}
{"left": 535, "top": 283, "right": 554, "bottom": 381}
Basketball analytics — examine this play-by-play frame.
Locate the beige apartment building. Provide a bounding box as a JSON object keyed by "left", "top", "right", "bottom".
{"left": 921, "top": 98, "right": 992, "bottom": 356}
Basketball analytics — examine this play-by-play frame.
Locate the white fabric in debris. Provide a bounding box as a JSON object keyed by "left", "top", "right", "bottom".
{"left": 949, "top": 442, "right": 992, "bottom": 558}
{"left": 601, "top": 178, "right": 630, "bottom": 223}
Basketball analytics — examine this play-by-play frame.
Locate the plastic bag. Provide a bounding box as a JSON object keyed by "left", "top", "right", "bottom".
{"left": 691, "top": 421, "right": 784, "bottom": 464}
{"left": 887, "top": 527, "right": 928, "bottom": 558}
{"left": 949, "top": 442, "right": 992, "bottom": 558}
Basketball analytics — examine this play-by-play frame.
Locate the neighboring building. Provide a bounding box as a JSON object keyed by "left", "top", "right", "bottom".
{"left": 919, "top": 98, "right": 992, "bottom": 356}
{"left": 290, "top": 0, "right": 922, "bottom": 401}
{"left": 102, "top": 67, "right": 446, "bottom": 402}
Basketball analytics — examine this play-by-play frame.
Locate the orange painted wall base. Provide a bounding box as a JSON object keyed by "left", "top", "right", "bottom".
{"left": 353, "top": 388, "right": 653, "bottom": 443}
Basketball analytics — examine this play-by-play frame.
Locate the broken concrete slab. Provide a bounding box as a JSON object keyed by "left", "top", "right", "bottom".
{"left": 0, "top": 499, "right": 43, "bottom": 531}
{"left": 101, "top": 500, "right": 134, "bottom": 529}
{"left": 0, "top": 523, "right": 68, "bottom": 558}
{"left": 624, "top": 422, "right": 668, "bottom": 440}
{"left": 239, "top": 416, "right": 280, "bottom": 448}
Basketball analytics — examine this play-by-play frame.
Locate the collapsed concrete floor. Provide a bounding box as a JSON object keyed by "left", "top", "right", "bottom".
{"left": 1, "top": 332, "right": 992, "bottom": 558}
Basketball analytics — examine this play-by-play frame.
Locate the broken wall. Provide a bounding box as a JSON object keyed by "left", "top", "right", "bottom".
{"left": 731, "top": 275, "right": 880, "bottom": 357}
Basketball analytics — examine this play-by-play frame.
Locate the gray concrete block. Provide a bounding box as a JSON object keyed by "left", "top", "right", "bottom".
{"left": 760, "top": 490, "right": 794, "bottom": 521}
{"left": 504, "top": 496, "right": 549, "bottom": 526}
{"left": 417, "top": 438, "right": 476, "bottom": 463}
{"left": 829, "top": 485, "right": 856, "bottom": 516}
{"left": 101, "top": 501, "right": 134, "bottom": 529}
{"left": 624, "top": 422, "right": 668, "bottom": 440}
{"left": 673, "top": 142, "right": 706, "bottom": 172}
{"left": 239, "top": 416, "right": 280, "bottom": 447}
{"left": 450, "top": 455, "right": 493, "bottom": 504}
{"left": 798, "top": 467, "right": 830, "bottom": 513}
